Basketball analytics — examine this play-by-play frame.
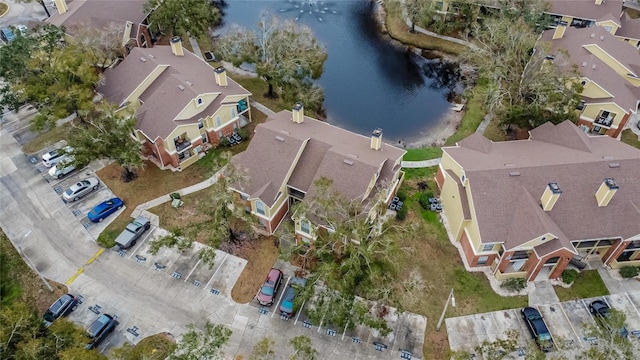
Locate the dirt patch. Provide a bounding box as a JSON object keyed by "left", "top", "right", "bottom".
{"left": 230, "top": 236, "right": 279, "bottom": 304}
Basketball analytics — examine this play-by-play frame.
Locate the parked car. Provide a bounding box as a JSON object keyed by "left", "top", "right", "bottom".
{"left": 589, "top": 300, "right": 629, "bottom": 338}
{"left": 43, "top": 293, "right": 78, "bottom": 326}
{"left": 257, "top": 268, "right": 283, "bottom": 306}
{"left": 85, "top": 314, "right": 117, "bottom": 349}
{"left": 279, "top": 277, "right": 306, "bottom": 317}
{"left": 0, "top": 25, "right": 26, "bottom": 43}
{"left": 115, "top": 216, "right": 150, "bottom": 249}
{"left": 88, "top": 197, "right": 124, "bottom": 223}
{"left": 42, "top": 146, "right": 73, "bottom": 168}
{"left": 48, "top": 157, "right": 76, "bottom": 179}
{"left": 62, "top": 177, "right": 100, "bottom": 202}
{"left": 521, "top": 307, "right": 554, "bottom": 352}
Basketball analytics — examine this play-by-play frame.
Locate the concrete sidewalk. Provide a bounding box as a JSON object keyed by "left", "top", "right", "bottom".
{"left": 401, "top": 158, "right": 441, "bottom": 168}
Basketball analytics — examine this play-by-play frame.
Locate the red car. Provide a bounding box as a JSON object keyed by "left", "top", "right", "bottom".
{"left": 257, "top": 268, "right": 283, "bottom": 306}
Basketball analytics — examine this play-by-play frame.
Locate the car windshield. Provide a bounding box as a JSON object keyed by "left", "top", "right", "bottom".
{"left": 539, "top": 333, "right": 551, "bottom": 342}
{"left": 65, "top": 189, "right": 73, "bottom": 196}
{"left": 80, "top": 180, "right": 90, "bottom": 186}
{"left": 43, "top": 310, "right": 56, "bottom": 322}
{"left": 261, "top": 285, "right": 274, "bottom": 296}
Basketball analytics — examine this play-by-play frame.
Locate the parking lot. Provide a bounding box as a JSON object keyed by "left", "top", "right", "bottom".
{"left": 15, "top": 142, "right": 427, "bottom": 358}
{"left": 446, "top": 293, "right": 640, "bottom": 357}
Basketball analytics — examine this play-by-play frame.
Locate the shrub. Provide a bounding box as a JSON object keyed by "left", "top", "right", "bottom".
{"left": 500, "top": 278, "right": 526, "bottom": 292}
{"left": 419, "top": 192, "right": 434, "bottom": 210}
{"left": 620, "top": 266, "right": 640, "bottom": 279}
{"left": 170, "top": 192, "right": 181, "bottom": 200}
{"left": 238, "top": 128, "right": 250, "bottom": 140}
{"left": 561, "top": 269, "right": 579, "bottom": 284}
{"left": 97, "top": 229, "right": 118, "bottom": 249}
{"left": 396, "top": 188, "right": 408, "bottom": 202}
{"left": 396, "top": 205, "right": 408, "bottom": 220}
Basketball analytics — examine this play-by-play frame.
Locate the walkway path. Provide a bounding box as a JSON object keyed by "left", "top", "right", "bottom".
{"left": 189, "top": 37, "right": 203, "bottom": 59}
{"left": 476, "top": 113, "right": 493, "bottom": 134}
{"left": 401, "top": 158, "right": 441, "bottom": 168}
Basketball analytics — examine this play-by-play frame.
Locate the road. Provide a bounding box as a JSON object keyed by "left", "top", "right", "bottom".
{"left": 0, "top": 129, "right": 426, "bottom": 359}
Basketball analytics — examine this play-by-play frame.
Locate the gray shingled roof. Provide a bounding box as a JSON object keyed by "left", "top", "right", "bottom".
{"left": 443, "top": 121, "right": 640, "bottom": 251}
{"left": 46, "top": 0, "right": 147, "bottom": 36}
{"left": 541, "top": 26, "right": 640, "bottom": 113}
{"left": 617, "top": 11, "right": 640, "bottom": 40}
{"left": 547, "top": 0, "right": 623, "bottom": 23}
{"left": 232, "top": 110, "right": 406, "bottom": 207}
{"left": 98, "top": 46, "right": 250, "bottom": 140}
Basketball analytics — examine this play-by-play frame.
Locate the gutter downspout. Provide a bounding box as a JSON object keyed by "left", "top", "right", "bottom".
{"left": 154, "top": 139, "right": 165, "bottom": 169}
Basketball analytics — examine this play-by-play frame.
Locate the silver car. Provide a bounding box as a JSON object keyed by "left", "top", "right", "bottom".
{"left": 42, "top": 146, "right": 73, "bottom": 168}
{"left": 48, "top": 156, "right": 76, "bottom": 179}
{"left": 62, "top": 177, "right": 100, "bottom": 202}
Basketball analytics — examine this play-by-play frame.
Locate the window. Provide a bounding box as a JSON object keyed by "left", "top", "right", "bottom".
{"left": 477, "top": 256, "right": 489, "bottom": 265}
{"left": 201, "top": 133, "right": 208, "bottom": 143}
{"left": 198, "top": 120, "right": 203, "bottom": 129}
{"left": 215, "top": 116, "right": 221, "bottom": 127}
{"left": 256, "top": 201, "right": 265, "bottom": 215}
{"left": 196, "top": 97, "right": 204, "bottom": 106}
{"left": 603, "top": 25, "right": 613, "bottom": 33}
{"left": 301, "top": 220, "right": 310, "bottom": 234}
{"left": 481, "top": 244, "right": 494, "bottom": 252}
{"left": 230, "top": 107, "right": 237, "bottom": 118}
{"left": 511, "top": 250, "right": 529, "bottom": 260}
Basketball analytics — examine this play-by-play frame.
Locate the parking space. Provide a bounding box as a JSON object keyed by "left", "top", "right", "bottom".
{"left": 560, "top": 300, "right": 595, "bottom": 344}
{"left": 537, "top": 303, "right": 580, "bottom": 350}
{"left": 604, "top": 294, "right": 640, "bottom": 333}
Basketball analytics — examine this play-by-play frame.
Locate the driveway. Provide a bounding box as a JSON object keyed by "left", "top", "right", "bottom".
{"left": 0, "top": 129, "right": 427, "bottom": 359}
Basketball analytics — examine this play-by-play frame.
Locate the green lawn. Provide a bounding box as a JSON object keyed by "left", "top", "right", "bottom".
{"left": 403, "top": 166, "right": 438, "bottom": 181}
{"left": 22, "top": 120, "right": 75, "bottom": 154}
{"left": 554, "top": 270, "right": 610, "bottom": 302}
{"left": 403, "top": 147, "right": 443, "bottom": 161}
{"left": 621, "top": 129, "right": 640, "bottom": 150}
{"left": 445, "top": 84, "right": 487, "bottom": 146}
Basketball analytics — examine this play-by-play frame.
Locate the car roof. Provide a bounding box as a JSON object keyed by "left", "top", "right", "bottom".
{"left": 88, "top": 314, "right": 113, "bottom": 336}
{"left": 267, "top": 268, "right": 282, "bottom": 280}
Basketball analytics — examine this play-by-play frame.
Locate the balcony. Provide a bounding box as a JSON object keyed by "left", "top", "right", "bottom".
{"left": 236, "top": 99, "right": 249, "bottom": 114}
{"left": 594, "top": 115, "right": 614, "bottom": 128}
{"left": 174, "top": 137, "right": 192, "bottom": 152}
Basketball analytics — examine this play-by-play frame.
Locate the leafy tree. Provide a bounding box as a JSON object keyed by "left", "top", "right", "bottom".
{"left": 462, "top": 17, "right": 581, "bottom": 130}
{"left": 68, "top": 102, "right": 143, "bottom": 181}
{"left": 404, "top": 0, "right": 429, "bottom": 33}
{"left": 0, "top": 24, "right": 99, "bottom": 130}
{"left": 288, "top": 336, "right": 317, "bottom": 360}
{"left": 214, "top": 13, "right": 327, "bottom": 113}
{"left": 168, "top": 322, "right": 231, "bottom": 360}
{"left": 144, "top": 0, "right": 221, "bottom": 38}
{"left": 249, "top": 337, "right": 275, "bottom": 360}
{"left": 579, "top": 308, "right": 640, "bottom": 360}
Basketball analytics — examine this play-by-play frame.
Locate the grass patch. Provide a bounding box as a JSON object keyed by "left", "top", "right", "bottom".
{"left": 0, "top": 229, "right": 66, "bottom": 313}
{"left": 384, "top": 1, "right": 466, "bottom": 55}
{"left": 445, "top": 83, "right": 487, "bottom": 146}
{"left": 403, "top": 147, "right": 443, "bottom": 161}
{"left": 404, "top": 166, "right": 437, "bottom": 181}
{"left": 22, "top": 120, "right": 75, "bottom": 154}
{"left": 621, "top": 129, "right": 640, "bottom": 150}
{"left": 483, "top": 117, "right": 507, "bottom": 142}
{"left": 554, "top": 270, "right": 610, "bottom": 302}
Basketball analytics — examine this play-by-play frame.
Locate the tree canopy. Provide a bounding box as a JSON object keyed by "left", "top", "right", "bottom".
{"left": 213, "top": 13, "right": 327, "bottom": 114}
{"left": 168, "top": 321, "right": 231, "bottom": 360}
{"left": 144, "top": 0, "right": 221, "bottom": 38}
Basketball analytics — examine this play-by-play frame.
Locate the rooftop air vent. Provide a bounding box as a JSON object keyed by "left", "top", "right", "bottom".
{"left": 343, "top": 159, "right": 354, "bottom": 166}
{"left": 348, "top": 154, "right": 358, "bottom": 159}
{"left": 140, "top": 57, "right": 147, "bottom": 62}
{"left": 600, "top": 35, "right": 604, "bottom": 41}
{"left": 590, "top": 33, "right": 595, "bottom": 38}
{"left": 275, "top": 136, "right": 285, "bottom": 142}
{"left": 504, "top": 163, "right": 516, "bottom": 167}
{"left": 608, "top": 163, "right": 620, "bottom": 168}
{"left": 177, "top": 85, "right": 185, "bottom": 91}
{"left": 148, "top": 54, "right": 155, "bottom": 59}
{"left": 280, "top": 130, "right": 290, "bottom": 135}
{"left": 592, "top": 64, "right": 597, "bottom": 70}
{"left": 509, "top": 171, "right": 521, "bottom": 176}
{"left": 581, "top": 61, "right": 587, "bottom": 67}
{"left": 185, "top": 80, "right": 193, "bottom": 86}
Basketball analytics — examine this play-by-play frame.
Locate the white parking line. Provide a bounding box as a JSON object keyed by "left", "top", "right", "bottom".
{"left": 624, "top": 293, "right": 640, "bottom": 318}
{"left": 582, "top": 299, "right": 596, "bottom": 322}
{"left": 293, "top": 300, "right": 305, "bottom": 325}
{"left": 272, "top": 276, "right": 291, "bottom": 318}
{"left": 558, "top": 303, "right": 583, "bottom": 348}
{"left": 184, "top": 260, "right": 202, "bottom": 282}
{"left": 128, "top": 228, "right": 155, "bottom": 259}
{"left": 204, "top": 253, "right": 228, "bottom": 289}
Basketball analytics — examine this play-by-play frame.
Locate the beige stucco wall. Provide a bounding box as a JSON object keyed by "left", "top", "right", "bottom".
{"left": 581, "top": 80, "right": 612, "bottom": 99}
{"left": 440, "top": 168, "right": 467, "bottom": 241}
{"left": 582, "top": 103, "right": 626, "bottom": 128}
{"left": 164, "top": 124, "right": 201, "bottom": 153}
{"left": 595, "top": 20, "right": 619, "bottom": 35}
{"left": 516, "top": 233, "right": 557, "bottom": 249}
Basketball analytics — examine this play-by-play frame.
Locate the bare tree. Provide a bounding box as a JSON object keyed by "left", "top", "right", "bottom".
{"left": 71, "top": 23, "right": 125, "bottom": 70}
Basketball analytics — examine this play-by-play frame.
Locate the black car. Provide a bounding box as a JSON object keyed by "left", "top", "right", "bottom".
{"left": 589, "top": 300, "right": 629, "bottom": 338}
{"left": 43, "top": 294, "right": 78, "bottom": 325}
{"left": 521, "top": 307, "right": 554, "bottom": 352}
{"left": 86, "top": 314, "right": 117, "bottom": 349}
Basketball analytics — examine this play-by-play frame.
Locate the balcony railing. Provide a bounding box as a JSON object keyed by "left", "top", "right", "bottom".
{"left": 237, "top": 99, "right": 249, "bottom": 114}
{"left": 175, "top": 138, "right": 192, "bottom": 152}
{"left": 594, "top": 116, "right": 613, "bottom": 127}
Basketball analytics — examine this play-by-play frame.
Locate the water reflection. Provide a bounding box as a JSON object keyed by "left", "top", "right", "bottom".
{"left": 218, "top": 0, "right": 460, "bottom": 144}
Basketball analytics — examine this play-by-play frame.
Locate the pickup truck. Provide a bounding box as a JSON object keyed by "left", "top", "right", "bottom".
{"left": 115, "top": 216, "right": 150, "bottom": 249}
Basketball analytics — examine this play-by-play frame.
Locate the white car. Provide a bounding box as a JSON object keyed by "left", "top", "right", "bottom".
{"left": 48, "top": 157, "right": 76, "bottom": 179}
{"left": 62, "top": 177, "right": 100, "bottom": 202}
{"left": 42, "top": 146, "right": 73, "bottom": 168}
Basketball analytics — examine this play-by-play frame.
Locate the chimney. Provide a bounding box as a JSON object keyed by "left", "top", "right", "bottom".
{"left": 170, "top": 36, "right": 184, "bottom": 57}
{"left": 214, "top": 66, "right": 228, "bottom": 87}
{"left": 54, "top": 0, "right": 68, "bottom": 14}
{"left": 370, "top": 128, "right": 383, "bottom": 151}
{"left": 541, "top": 182, "right": 562, "bottom": 211}
{"left": 595, "top": 0, "right": 603, "bottom": 5}
{"left": 292, "top": 103, "right": 304, "bottom": 124}
{"left": 552, "top": 25, "right": 566, "bottom": 40}
{"left": 595, "top": 178, "right": 618, "bottom": 207}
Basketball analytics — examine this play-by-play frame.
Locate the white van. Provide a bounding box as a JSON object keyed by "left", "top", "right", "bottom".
{"left": 48, "top": 157, "right": 76, "bottom": 179}
{"left": 42, "top": 146, "right": 73, "bottom": 168}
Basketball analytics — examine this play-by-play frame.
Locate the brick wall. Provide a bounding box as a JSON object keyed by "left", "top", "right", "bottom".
{"left": 268, "top": 200, "right": 290, "bottom": 235}
{"left": 460, "top": 231, "right": 479, "bottom": 267}
{"left": 436, "top": 166, "right": 445, "bottom": 189}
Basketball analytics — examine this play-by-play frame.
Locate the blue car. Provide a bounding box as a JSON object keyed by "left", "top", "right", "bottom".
{"left": 88, "top": 197, "right": 124, "bottom": 223}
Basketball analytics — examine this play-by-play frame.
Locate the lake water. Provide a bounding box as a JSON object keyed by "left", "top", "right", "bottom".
{"left": 218, "top": 0, "right": 458, "bottom": 144}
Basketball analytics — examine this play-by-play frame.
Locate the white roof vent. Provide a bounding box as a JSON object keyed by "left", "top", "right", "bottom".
{"left": 509, "top": 171, "right": 521, "bottom": 177}
{"left": 347, "top": 153, "right": 358, "bottom": 159}
{"left": 343, "top": 159, "right": 354, "bottom": 166}
{"left": 600, "top": 35, "right": 604, "bottom": 41}
{"left": 581, "top": 61, "right": 587, "bottom": 67}
{"left": 592, "top": 64, "right": 597, "bottom": 70}
{"left": 185, "top": 80, "right": 193, "bottom": 86}
{"left": 608, "top": 163, "right": 620, "bottom": 168}
{"left": 275, "top": 136, "right": 285, "bottom": 142}
{"left": 148, "top": 54, "right": 155, "bottom": 59}
{"left": 177, "top": 85, "right": 185, "bottom": 91}
{"left": 590, "top": 33, "right": 595, "bottom": 38}
{"left": 140, "top": 57, "right": 147, "bottom": 62}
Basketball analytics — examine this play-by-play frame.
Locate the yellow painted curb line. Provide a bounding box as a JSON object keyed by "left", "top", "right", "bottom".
{"left": 64, "top": 248, "right": 106, "bottom": 286}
